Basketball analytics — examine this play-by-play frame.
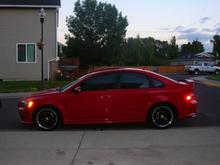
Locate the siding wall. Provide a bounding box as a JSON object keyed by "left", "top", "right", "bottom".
{"left": 0, "top": 8, "right": 57, "bottom": 80}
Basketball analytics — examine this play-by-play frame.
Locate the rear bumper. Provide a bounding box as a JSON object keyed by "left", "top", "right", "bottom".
{"left": 179, "top": 99, "right": 198, "bottom": 119}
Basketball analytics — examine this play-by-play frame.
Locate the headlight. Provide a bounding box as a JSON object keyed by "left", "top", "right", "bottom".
{"left": 18, "top": 100, "right": 34, "bottom": 110}
{"left": 27, "top": 101, "right": 34, "bottom": 108}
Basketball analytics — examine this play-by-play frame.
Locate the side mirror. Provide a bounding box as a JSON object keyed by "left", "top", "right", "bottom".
{"left": 73, "top": 86, "right": 81, "bottom": 93}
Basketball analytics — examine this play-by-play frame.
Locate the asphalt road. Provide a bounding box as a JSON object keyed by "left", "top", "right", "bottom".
{"left": 0, "top": 74, "right": 220, "bottom": 165}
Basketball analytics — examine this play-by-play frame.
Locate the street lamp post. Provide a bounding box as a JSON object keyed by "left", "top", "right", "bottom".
{"left": 39, "top": 8, "right": 46, "bottom": 89}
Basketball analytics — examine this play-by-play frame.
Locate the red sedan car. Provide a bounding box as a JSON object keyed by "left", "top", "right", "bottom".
{"left": 18, "top": 68, "right": 197, "bottom": 130}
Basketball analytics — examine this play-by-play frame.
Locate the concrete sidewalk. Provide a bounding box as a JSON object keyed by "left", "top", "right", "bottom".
{"left": 0, "top": 127, "right": 220, "bottom": 165}
{"left": 192, "top": 76, "right": 220, "bottom": 88}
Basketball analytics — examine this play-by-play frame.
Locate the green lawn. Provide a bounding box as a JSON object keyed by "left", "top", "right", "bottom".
{"left": 0, "top": 81, "right": 69, "bottom": 93}
{"left": 207, "top": 75, "right": 220, "bottom": 81}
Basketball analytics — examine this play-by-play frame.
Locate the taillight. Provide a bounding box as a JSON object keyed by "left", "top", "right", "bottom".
{"left": 186, "top": 95, "right": 192, "bottom": 101}
{"left": 185, "top": 93, "right": 194, "bottom": 102}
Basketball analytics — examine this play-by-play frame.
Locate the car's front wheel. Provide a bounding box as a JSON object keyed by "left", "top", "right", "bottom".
{"left": 149, "top": 105, "right": 176, "bottom": 129}
{"left": 34, "top": 107, "right": 61, "bottom": 130}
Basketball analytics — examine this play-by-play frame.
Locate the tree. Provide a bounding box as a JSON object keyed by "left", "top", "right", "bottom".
{"left": 168, "top": 36, "right": 179, "bottom": 59}
{"left": 65, "top": 0, "right": 128, "bottom": 68}
{"left": 212, "top": 35, "right": 220, "bottom": 58}
{"left": 121, "top": 36, "right": 170, "bottom": 66}
{"left": 191, "top": 40, "right": 204, "bottom": 54}
{"left": 180, "top": 40, "right": 204, "bottom": 56}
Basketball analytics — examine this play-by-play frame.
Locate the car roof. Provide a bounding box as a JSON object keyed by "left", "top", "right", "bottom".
{"left": 92, "top": 67, "right": 150, "bottom": 74}
{"left": 89, "top": 67, "right": 177, "bottom": 83}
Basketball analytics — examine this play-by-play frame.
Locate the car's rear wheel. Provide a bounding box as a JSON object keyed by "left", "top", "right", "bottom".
{"left": 215, "top": 69, "right": 220, "bottom": 75}
{"left": 149, "top": 105, "right": 176, "bottom": 129}
{"left": 194, "top": 69, "right": 199, "bottom": 75}
{"left": 34, "top": 107, "right": 60, "bottom": 130}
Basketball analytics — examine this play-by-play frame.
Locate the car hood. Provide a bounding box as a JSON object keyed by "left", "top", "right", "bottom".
{"left": 26, "top": 88, "right": 61, "bottom": 98}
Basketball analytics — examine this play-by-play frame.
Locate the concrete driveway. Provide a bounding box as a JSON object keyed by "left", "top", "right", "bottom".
{"left": 1, "top": 127, "right": 220, "bottom": 165}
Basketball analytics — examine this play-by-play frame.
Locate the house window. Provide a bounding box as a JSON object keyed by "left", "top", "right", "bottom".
{"left": 17, "top": 43, "right": 36, "bottom": 63}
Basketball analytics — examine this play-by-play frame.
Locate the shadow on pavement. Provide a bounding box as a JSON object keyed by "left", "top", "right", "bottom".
{"left": 1, "top": 116, "right": 220, "bottom": 132}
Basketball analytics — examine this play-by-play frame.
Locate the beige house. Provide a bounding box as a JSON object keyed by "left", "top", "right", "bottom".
{"left": 0, "top": 0, "right": 61, "bottom": 80}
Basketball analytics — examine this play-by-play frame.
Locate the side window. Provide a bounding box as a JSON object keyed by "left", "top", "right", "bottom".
{"left": 81, "top": 73, "right": 118, "bottom": 91}
{"left": 150, "top": 78, "right": 165, "bottom": 88}
{"left": 120, "top": 72, "right": 149, "bottom": 89}
{"left": 17, "top": 43, "right": 36, "bottom": 63}
{"left": 196, "top": 62, "right": 202, "bottom": 66}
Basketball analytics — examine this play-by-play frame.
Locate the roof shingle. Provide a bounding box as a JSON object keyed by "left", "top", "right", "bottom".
{"left": 0, "top": 0, "right": 60, "bottom": 7}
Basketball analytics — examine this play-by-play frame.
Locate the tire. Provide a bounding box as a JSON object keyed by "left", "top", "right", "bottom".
{"left": 193, "top": 69, "right": 199, "bottom": 75}
{"left": 187, "top": 71, "right": 192, "bottom": 75}
{"left": 148, "top": 104, "right": 176, "bottom": 129}
{"left": 215, "top": 69, "right": 220, "bottom": 75}
{"left": 34, "top": 107, "right": 61, "bottom": 131}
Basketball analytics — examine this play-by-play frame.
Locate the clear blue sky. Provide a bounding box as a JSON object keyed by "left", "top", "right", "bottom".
{"left": 58, "top": 0, "right": 220, "bottom": 51}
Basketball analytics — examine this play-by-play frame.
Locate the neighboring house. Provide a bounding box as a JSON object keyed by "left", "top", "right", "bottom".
{"left": 0, "top": 0, "right": 61, "bottom": 80}
{"left": 57, "top": 42, "right": 64, "bottom": 58}
{"left": 170, "top": 52, "right": 215, "bottom": 65}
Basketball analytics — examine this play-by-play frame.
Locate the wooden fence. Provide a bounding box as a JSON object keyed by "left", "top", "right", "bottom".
{"left": 93, "top": 66, "right": 185, "bottom": 74}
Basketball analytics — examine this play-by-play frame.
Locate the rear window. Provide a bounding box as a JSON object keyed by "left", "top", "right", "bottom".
{"left": 120, "top": 72, "right": 150, "bottom": 89}
{"left": 150, "top": 78, "right": 165, "bottom": 88}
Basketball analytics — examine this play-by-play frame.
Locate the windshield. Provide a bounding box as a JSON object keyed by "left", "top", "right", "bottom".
{"left": 58, "top": 80, "right": 76, "bottom": 91}
{"left": 58, "top": 74, "right": 88, "bottom": 91}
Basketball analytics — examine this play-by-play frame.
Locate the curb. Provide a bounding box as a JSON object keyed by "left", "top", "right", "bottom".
{"left": 203, "top": 80, "right": 220, "bottom": 88}
{"left": 191, "top": 76, "right": 220, "bottom": 88}
{"left": 0, "top": 92, "right": 32, "bottom": 99}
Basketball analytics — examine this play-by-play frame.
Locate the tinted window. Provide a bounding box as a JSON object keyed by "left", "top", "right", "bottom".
{"left": 204, "top": 63, "right": 211, "bottom": 66}
{"left": 18, "top": 44, "right": 26, "bottom": 62}
{"left": 81, "top": 73, "right": 118, "bottom": 91}
{"left": 150, "top": 78, "right": 165, "bottom": 88}
{"left": 120, "top": 72, "right": 149, "bottom": 89}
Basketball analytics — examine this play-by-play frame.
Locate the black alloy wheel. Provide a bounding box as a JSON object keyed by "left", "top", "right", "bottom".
{"left": 35, "top": 108, "right": 59, "bottom": 130}
{"left": 150, "top": 105, "right": 175, "bottom": 129}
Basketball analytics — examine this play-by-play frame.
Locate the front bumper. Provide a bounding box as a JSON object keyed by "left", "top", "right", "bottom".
{"left": 18, "top": 108, "right": 33, "bottom": 124}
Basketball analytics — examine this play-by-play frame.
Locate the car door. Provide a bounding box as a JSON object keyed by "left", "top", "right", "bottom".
{"left": 199, "top": 62, "right": 205, "bottom": 72}
{"left": 207, "top": 63, "right": 215, "bottom": 72}
{"left": 203, "top": 62, "right": 209, "bottom": 72}
{"left": 66, "top": 72, "right": 119, "bottom": 123}
{"left": 106, "top": 72, "right": 150, "bottom": 122}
